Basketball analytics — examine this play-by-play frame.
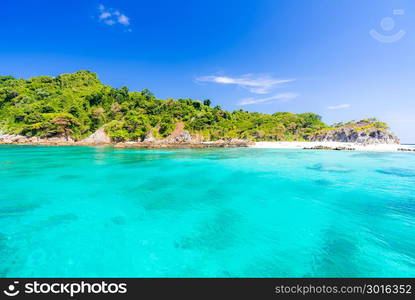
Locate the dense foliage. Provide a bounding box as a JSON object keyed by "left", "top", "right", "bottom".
{"left": 0, "top": 71, "right": 329, "bottom": 142}
{"left": 314, "top": 118, "right": 390, "bottom": 135}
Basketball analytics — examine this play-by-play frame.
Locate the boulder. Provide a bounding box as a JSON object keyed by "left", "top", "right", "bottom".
{"left": 82, "top": 127, "right": 111, "bottom": 144}
{"left": 166, "top": 131, "right": 193, "bottom": 143}
{"left": 0, "top": 134, "right": 31, "bottom": 143}
{"left": 143, "top": 130, "right": 158, "bottom": 142}
{"left": 163, "top": 122, "right": 194, "bottom": 143}
{"left": 46, "top": 136, "right": 75, "bottom": 143}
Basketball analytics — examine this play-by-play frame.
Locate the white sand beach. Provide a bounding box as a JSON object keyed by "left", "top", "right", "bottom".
{"left": 251, "top": 141, "right": 415, "bottom": 152}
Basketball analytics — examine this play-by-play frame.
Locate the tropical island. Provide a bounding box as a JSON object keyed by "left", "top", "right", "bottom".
{"left": 0, "top": 70, "right": 410, "bottom": 151}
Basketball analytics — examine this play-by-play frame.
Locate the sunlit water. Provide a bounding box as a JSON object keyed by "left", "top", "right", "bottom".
{"left": 0, "top": 146, "right": 414, "bottom": 277}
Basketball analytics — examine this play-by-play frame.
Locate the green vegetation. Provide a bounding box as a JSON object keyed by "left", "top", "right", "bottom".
{"left": 312, "top": 118, "right": 391, "bottom": 136}
{"left": 0, "top": 70, "right": 378, "bottom": 142}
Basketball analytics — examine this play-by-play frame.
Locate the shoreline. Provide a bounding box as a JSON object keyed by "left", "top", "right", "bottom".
{"left": 251, "top": 141, "right": 415, "bottom": 152}
{"left": 0, "top": 140, "right": 253, "bottom": 149}
{"left": 1, "top": 140, "right": 415, "bottom": 152}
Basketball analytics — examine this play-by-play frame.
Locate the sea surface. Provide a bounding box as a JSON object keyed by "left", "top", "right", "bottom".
{"left": 0, "top": 146, "right": 414, "bottom": 277}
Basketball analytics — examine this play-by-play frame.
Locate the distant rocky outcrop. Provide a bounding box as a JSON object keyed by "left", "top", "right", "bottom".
{"left": 303, "top": 145, "right": 356, "bottom": 151}
{"left": 202, "top": 139, "right": 255, "bottom": 147}
{"left": 142, "top": 122, "right": 196, "bottom": 144}
{"left": 0, "top": 134, "right": 74, "bottom": 144}
{"left": 307, "top": 120, "right": 399, "bottom": 144}
{"left": 114, "top": 122, "right": 252, "bottom": 148}
{"left": 164, "top": 122, "right": 193, "bottom": 143}
{"left": 0, "top": 134, "right": 33, "bottom": 143}
{"left": 82, "top": 127, "right": 111, "bottom": 144}
{"left": 114, "top": 138, "right": 253, "bottom": 149}
{"left": 165, "top": 131, "right": 193, "bottom": 143}
{"left": 143, "top": 130, "right": 158, "bottom": 142}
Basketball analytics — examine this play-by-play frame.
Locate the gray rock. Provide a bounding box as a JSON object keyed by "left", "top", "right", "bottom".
{"left": 165, "top": 131, "right": 193, "bottom": 143}
{"left": 46, "top": 136, "right": 75, "bottom": 143}
{"left": 0, "top": 133, "right": 75, "bottom": 144}
{"left": 143, "top": 130, "right": 158, "bottom": 142}
{"left": 308, "top": 126, "right": 399, "bottom": 145}
{"left": 82, "top": 127, "right": 111, "bottom": 143}
{"left": 0, "top": 134, "right": 28, "bottom": 142}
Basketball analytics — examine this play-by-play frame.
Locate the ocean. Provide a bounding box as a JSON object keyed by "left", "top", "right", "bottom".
{"left": 0, "top": 146, "right": 414, "bottom": 277}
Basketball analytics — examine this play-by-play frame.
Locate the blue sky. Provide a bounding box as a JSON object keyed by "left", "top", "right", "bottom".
{"left": 1, "top": 0, "right": 415, "bottom": 142}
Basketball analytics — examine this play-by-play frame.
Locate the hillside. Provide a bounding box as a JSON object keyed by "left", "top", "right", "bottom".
{"left": 308, "top": 119, "right": 399, "bottom": 144}
{"left": 0, "top": 70, "right": 397, "bottom": 144}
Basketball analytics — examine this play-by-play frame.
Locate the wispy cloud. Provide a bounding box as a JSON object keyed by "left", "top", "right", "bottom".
{"left": 196, "top": 74, "right": 295, "bottom": 94}
{"left": 327, "top": 104, "right": 351, "bottom": 110}
{"left": 97, "top": 4, "right": 130, "bottom": 28}
{"left": 239, "top": 93, "right": 298, "bottom": 106}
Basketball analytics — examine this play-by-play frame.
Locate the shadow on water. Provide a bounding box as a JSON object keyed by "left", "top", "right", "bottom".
{"left": 307, "top": 163, "right": 352, "bottom": 173}
{"left": 175, "top": 209, "right": 241, "bottom": 251}
{"left": 351, "top": 152, "right": 390, "bottom": 159}
{"left": 304, "top": 228, "right": 362, "bottom": 277}
{"left": 311, "top": 228, "right": 361, "bottom": 277}
{"left": 0, "top": 202, "right": 41, "bottom": 217}
{"left": 30, "top": 213, "right": 79, "bottom": 230}
{"left": 376, "top": 168, "right": 415, "bottom": 178}
{"left": 130, "top": 187, "right": 190, "bottom": 211}
{"left": 130, "top": 168, "right": 240, "bottom": 211}
{"left": 110, "top": 154, "right": 174, "bottom": 166}
{"left": 314, "top": 179, "right": 333, "bottom": 187}
{"left": 56, "top": 174, "right": 82, "bottom": 180}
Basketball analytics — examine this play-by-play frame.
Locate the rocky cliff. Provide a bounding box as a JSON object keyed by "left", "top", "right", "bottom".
{"left": 82, "top": 127, "right": 111, "bottom": 144}
{"left": 307, "top": 120, "right": 400, "bottom": 144}
{"left": 143, "top": 122, "right": 202, "bottom": 144}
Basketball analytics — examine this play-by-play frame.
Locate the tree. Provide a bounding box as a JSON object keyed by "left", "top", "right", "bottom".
{"left": 44, "top": 113, "right": 80, "bottom": 138}
{"left": 141, "top": 88, "right": 154, "bottom": 98}
{"left": 192, "top": 101, "right": 202, "bottom": 110}
{"left": 203, "top": 99, "right": 211, "bottom": 106}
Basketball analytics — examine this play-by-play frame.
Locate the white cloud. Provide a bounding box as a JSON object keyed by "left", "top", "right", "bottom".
{"left": 196, "top": 74, "right": 295, "bottom": 94}
{"left": 327, "top": 104, "right": 351, "bottom": 110}
{"left": 104, "top": 19, "right": 115, "bottom": 25}
{"left": 97, "top": 4, "right": 131, "bottom": 28}
{"left": 239, "top": 93, "right": 298, "bottom": 106}
{"left": 99, "top": 12, "right": 111, "bottom": 19}
{"left": 117, "top": 14, "right": 130, "bottom": 25}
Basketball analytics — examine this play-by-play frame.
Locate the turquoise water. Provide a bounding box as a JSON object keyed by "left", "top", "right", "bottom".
{"left": 0, "top": 146, "right": 414, "bottom": 277}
